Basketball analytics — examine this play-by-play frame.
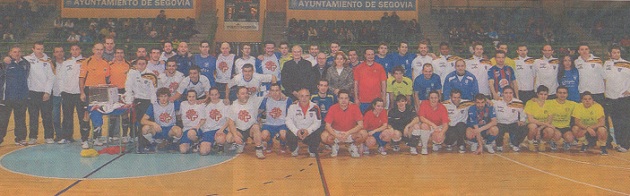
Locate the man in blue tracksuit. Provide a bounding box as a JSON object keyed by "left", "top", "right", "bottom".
{"left": 0, "top": 46, "right": 30, "bottom": 146}
{"left": 443, "top": 59, "right": 479, "bottom": 100}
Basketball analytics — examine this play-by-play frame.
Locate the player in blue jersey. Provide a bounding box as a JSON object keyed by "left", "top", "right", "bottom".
{"left": 194, "top": 40, "right": 217, "bottom": 87}
{"left": 374, "top": 42, "right": 394, "bottom": 75}
{"left": 443, "top": 59, "right": 479, "bottom": 100}
{"left": 311, "top": 79, "right": 337, "bottom": 121}
{"left": 413, "top": 63, "right": 442, "bottom": 108}
{"left": 466, "top": 94, "right": 499, "bottom": 154}
{"left": 391, "top": 42, "right": 417, "bottom": 78}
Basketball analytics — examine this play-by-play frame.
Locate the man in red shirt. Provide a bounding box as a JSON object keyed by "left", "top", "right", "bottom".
{"left": 321, "top": 90, "right": 367, "bottom": 158}
{"left": 407, "top": 91, "right": 450, "bottom": 155}
{"left": 354, "top": 48, "right": 387, "bottom": 113}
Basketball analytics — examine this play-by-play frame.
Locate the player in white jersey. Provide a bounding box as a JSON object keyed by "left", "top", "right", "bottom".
{"left": 159, "top": 42, "right": 176, "bottom": 61}
{"left": 215, "top": 42, "right": 236, "bottom": 99}
{"left": 533, "top": 45, "right": 559, "bottom": 97}
{"left": 179, "top": 90, "right": 207, "bottom": 154}
{"left": 146, "top": 48, "right": 165, "bottom": 76}
{"left": 158, "top": 59, "right": 185, "bottom": 95}
{"left": 258, "top": 84, "right": 292, "bottom": 153}
{"left": 465, "top": 42, "right": 492, "bottom": 96}
{"left": 575, "top": 43, "right": 606, "bottom": 103}
{"left": 199, "top": 87, "right": 229, "bottom": 155}
{"left": 227, "top": 86, "right": 266, "bottom": 159}
{"left": 226, "top": 64, "right": 277, "bottom": 103}
{"left": 442, "top": 89, "right": 472, "bottom": 153}
{"left": 234, "top": 43, "right": 256, "bottom": 75}
{"left": 432, "top": 42, "right": 460, "bottom": 86}
{"left": 411, "top": 41, "right": 434, "bottom": 79}
{"left": 170, "top": 66, "right": 211, "bottom": 102}
{"left": 258, "top": 41, "right": 282, "bottom": 82}
{"left": 603, "top": 45, "right": 630, "bottom": 152}
{"left": 491, "top": 86, "right": 527, "bottom": 152}
{"left": 140, "top": 87, "right": 183, "bottom": 152}
{"left": 514, "top": 45, "right": 536, "bottom": 102}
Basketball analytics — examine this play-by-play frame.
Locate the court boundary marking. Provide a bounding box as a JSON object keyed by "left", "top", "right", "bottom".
{"left": 538, "top": 152, "right": 630, "bottom": 171}
{"left": 55, "top": 153, "right": 125, "bottom": 196}
{"left": 496, "top": 154, "right": 630, "bottom": 196}
{"left": 0, "top": 144, "right": 240, "bottom": 180}
{"left": 315, "top": 153, "right": 330, "bottom": 196}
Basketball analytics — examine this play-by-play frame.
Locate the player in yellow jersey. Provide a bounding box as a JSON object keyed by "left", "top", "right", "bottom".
{"left": 523, "top": 85, "right": 553, "bottom": 151}
{"left": 545, "top": 86, "right": 577, "bottom": 152}
{"left": 572, "top": 92, "right": 608, "bottom": 155}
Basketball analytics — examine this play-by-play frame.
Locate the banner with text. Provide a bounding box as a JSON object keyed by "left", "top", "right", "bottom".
{"left": 224, "top": 0, "right": 260, "bottom": 31}
{"left": 289, "top": 0, "right": 416, "bottom": 11}
{"left": 64, "top": 0, "right": 193, "bottom": 9}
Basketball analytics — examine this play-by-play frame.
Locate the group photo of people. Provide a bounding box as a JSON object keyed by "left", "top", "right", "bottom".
{"left": 2, "top": 36, "right": 629, "bottom": 159}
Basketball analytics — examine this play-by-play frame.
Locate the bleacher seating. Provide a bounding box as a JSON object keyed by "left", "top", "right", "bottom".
{"left": 0, "top": 2, "right": 55, "bottom": 42}
{"left": 286, "top": 16, "right": 423, "bottom": 45}
{"left": 47, "top": 16, "right": 199, "bottom": 44}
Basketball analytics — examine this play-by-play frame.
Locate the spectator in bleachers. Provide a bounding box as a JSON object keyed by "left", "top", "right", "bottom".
{"left": 66, "top": 31, "right": 80, "bottom": 43}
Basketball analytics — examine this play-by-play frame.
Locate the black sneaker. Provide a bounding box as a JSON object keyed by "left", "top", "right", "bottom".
{"left": 601, "top": 147, "right": 608, "bottom": 156}
{"left": 580, "top": 144, "right": 588, "bottom": 153}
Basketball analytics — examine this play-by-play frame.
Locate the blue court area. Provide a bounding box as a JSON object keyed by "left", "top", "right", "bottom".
{"left": 0, "top": 144, "right": 236, "bottom": 179}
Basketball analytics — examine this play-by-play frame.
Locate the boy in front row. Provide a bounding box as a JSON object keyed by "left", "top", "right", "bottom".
{"left": 140, "top": 87, "right": 183, "bottom": 152}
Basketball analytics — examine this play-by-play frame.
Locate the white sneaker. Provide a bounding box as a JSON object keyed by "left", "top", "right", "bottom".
{"left": 57, "top": 139, "right": 68, "bottom": 144}
{"left": 236, "top": 144, "right": 245, "bottom": 154}
{"left": 459, "top": 145, "right": 466, "bottom": 153}
{"left": 93, "top": 139, "right": 103, "bottom": 146}
{"left": 349, "top": 144, "right": 360, "bottom": 158}
{"left": 330, "top": 143, "right": 339, "bottom": 157}
{"left": 432, "top": 144, "right": 441, "bottom": 152}
{"left": 228, "top": 143, "right": 237, "bottom": 151}
{"left": 378, "top": 146, "right": 387, "bottom": 155}
{"left": 291, "top": 146, "right": 300, "bottom": 157}
{"left": 255, "top": 149, "right": 266, "bottom": 159}
{"left": 27, "top": 138, "right": 37, "bottom": 145}
{"left": 445, "top": 145, "right": 453, "bottom": 151}
{"left": 485, "top": 144, "right": 495, "bottom": 154}
{"left": 308, "top": 148, "right": 316, "bottom": 158}
{"left": 392, "top": 144, "right": 400, "bottom": 152}
{"left": 496, "top": 146, "right": 503, "bottom": 152}
{"left": 122, "top": 136, "right": 130, "bottom": 144}
{"left": 471, "top": 143, "right": 478, "bottom": 152}
{"left": 45, "top": 138, "right": 55, "bottom": 144}
{"left": 512, "top": 146, "right": 520, "bottom": 152}
{"left": 81, "top": 141, "right": 89, "bottom": 149}
{"left": 421, "top": 147, "right": 429, "bottom": 155}
{"left": 362, "top": 144, "right": 370, "bottom": 155}
{"left": 410, "top": 147, "right": 418, "bottom": 155}
{"left": 616, "top": 146, "right": 628, "bottom": 153}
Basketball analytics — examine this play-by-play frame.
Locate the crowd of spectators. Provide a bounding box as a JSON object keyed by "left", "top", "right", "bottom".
{"left": 286, "top": 12, "right": 423, "bottom": 44}
{"left": 568, "top": 9, "right": 630, "bottom": 46}
{"left": 0, "top": 0, "right": 55, "bottom": 42}
{"left": 434, "top": 8, "right": 576, "bottom": 48}
{"left": 48, "top": 10, "right": 199, "bottom": 44}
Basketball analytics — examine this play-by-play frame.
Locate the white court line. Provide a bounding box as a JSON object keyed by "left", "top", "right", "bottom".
{"left": 496, "top": 154, "right": 630, "bottom": 196}
{"left": 609, "top": 155, "right": 630, "bottom": 163}
{"left": 539, "top": 152, "right": 630, "bottom": 171}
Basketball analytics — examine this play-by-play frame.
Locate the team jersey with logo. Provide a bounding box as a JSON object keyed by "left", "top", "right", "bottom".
{"left": 514, "top": 56, "right": 536, "bottom": 91}
{"left": 180, "top": 101, "right": 206, "bottom": 131}
{"left": 575, "top": 55, "right": 605, "bottom": 94}
{"left": 229, "top": 100, "right": 260, "bottom": 130}
{"left": 259, "top": 54, "right": 281, "bottom": 81}
{"left": 158, "top": 71, "right": 185, "bottom": 94}
{"left": 572, "top": 102, "right": 604, "bottom": 127}
{"left": 202, "top": 102, "right": 229, "bottom": 132}
{"left": 146, "top": 102, "right": 180, "bottom": 127}
{"left": 465, "top": 56, "right": 492, "bottom": 95}
{"left": 524, "top": 99, "right": 550, "bottom": 122}
{"left": 491, "top": 98, "right": 526, "bottom": 124}
{"left": 546, "top": 99, "right": 577, "bottom": 128}
{"left": 310, "top": 93, "right": 336, "bottom": 119}
{"left": 234, "top": 56, "right": 256, "bottom": 75}
{"left": 604, "top": 58, "right": 630, "bottom": 99}
{"left": 227, "top": 73, "right": 274, "bottom": 98}
{"left": 443, "top": 99, "right": 472, "bottom": 126}
{"left": 146, "top": 61, "right": 165, "bottom": 76}
{"left": 432, "top": 55, "right": 460, "bottom": 85}
{"left": 176, "top": 75, "right": 211, "bottom": 99}
{"left": 533, "top": 56, "right": 559, "bottom": 95}
{"left": 411, "top": 54, "right": 433, "bottom": 79}
{"left": 467, "top": 105, "right": 496, "bottom": 127}
{"left": 488, "top": 65, "right": 516, "bottom": 97}
{"left": 259, "top": 97, "right": 292, "bottom": 126}
{"left": 215, "top": 54, "right": 236, "bottom": 83}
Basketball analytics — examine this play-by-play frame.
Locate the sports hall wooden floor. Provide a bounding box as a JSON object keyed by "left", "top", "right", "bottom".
{"left": 1, "top": 114, "right": 630, "bottom": 195}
